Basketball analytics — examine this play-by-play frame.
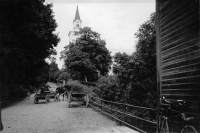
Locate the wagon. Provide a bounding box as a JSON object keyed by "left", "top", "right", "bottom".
{"left": 34, "top": 91, "right": 50, "bottom": 104}
{"left": 67, "top": 86, "right": 89, "bottom": 108}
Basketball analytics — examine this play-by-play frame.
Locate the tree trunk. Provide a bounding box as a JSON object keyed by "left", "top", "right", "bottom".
{"left": 0, "top": 103, "right": 3, "bottom": 131}
{"left": 0, "top": 84, "right": 3, "bottom": 131}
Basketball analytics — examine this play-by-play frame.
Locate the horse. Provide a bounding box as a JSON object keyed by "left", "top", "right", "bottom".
{"left": 56, "top": 86, "right": 67, "bottom": 101}
{"left": 54, "top": 92, "right": 60, "bottom": 101}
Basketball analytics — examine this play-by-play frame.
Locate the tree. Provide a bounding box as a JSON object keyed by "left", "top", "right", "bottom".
{"left": 113, "top": 52, "right": 133, "bottom": 88}
{"left": 134, "top": 12, "right": 156, "bottom": 107}
{"left": 57, "top": 68, "right": 70, "bottom": 81}
{"left": 48, "top": 49, "right": 57, "bottom": 62}
{"left": 0, "top": 0, "right": 60, "bottom": 130}
{"left": 35, "top": 62, "right": 50, "bottom": 86}
{"left": 48, "top": 61, "right": 60, "bottom": 83}
{"left": 61, "top": 27, "right": 112, "bottom": 82}
{"left": 97, "top": 76, "right": 123, "bottom": 102}
{"left": 113, "top": 12, "right": 156, "bottom": 107}
{"left": 0, "top": 86, "right": 3, "bottom": 130}
{"left": 0, "top": 0, "right": 59, "bottom": 86}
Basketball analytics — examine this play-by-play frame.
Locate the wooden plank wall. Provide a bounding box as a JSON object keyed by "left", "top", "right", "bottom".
{"left": 157, "top": 0, "right": 200, "bottom": 113}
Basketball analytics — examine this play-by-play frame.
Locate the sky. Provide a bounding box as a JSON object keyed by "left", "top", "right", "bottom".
{"left": 45, "top": 0, "right": 155, "bottom": 69}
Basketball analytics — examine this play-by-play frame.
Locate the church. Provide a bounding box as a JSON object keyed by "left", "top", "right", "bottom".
{"left": 60, "top": 6, "right": 82, "bottom": 69}
{"left": 68, "top": 6, "right": 82, "bottom": 43}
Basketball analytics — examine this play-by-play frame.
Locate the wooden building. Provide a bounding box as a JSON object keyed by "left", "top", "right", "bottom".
{"left": 156, "top": 0, "right": 200, "bottom": 114}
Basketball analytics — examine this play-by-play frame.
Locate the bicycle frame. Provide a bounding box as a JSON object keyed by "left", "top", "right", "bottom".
{"left": 158, "top": 97, "right": 199, "bottom": 133}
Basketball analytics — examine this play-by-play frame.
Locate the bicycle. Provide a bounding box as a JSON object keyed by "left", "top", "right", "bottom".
{"left": 158, "top": 96, "right": 199, "bottom": 133}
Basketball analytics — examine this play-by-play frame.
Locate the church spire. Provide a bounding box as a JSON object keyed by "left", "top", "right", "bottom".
{"left": 74, "top": 6, "right": 81, "bottom": 22}
{"left": 69, "top": 5, "right": 82, "bottom": 43}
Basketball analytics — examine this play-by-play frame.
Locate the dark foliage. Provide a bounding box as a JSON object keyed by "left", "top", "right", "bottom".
{"left": 113, "top": 12, "right": 156, "bottom": 107}
{"left": 48, "top": 61, "right": 59, "bottom": 83}
{"left": 61, "top": 27, "right": 112, "bottom": 82}
{"left": 97, "top": 76, "right": 123, "bottom": 102}
{"left": 0, "top": 0, "right": 59, "bottom": 103}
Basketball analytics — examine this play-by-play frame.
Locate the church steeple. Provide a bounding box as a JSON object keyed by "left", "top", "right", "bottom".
{"left": 69, "top": 5, "right": 82, "bottom": 43}
{"left": 73, "top": 5, "right": 82, "bottom": 30}
{"left": 73, "top": 6, "right": 82, "bottom": 23}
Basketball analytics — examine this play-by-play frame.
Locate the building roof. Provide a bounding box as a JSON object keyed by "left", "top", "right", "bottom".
{"left": 73, "top": 6, "right": 82, "bottom": 22}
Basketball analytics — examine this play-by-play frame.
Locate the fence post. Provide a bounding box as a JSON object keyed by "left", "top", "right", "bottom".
{"left": 101, "top": 99, "right": 102, "bottom": 111}
{"left": 111, "top": 102, "right": 113, "bottom": 117}
{"left": 123, "top": 102, "right": 125, "bottom": 124}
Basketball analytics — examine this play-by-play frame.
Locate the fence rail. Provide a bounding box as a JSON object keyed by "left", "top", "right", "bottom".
{"left": 89, "top": 102, "right": 147, "bottom": 133}
{"left": 88, "top": 95, "right": 157, "bottom": 133}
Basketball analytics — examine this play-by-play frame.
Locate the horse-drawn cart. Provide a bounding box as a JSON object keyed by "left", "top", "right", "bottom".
{"left": 34, "top": 91, "right": 50, "bottom": 104}
{"left": 67, "top": 86, "right": 89, "bottom": 108}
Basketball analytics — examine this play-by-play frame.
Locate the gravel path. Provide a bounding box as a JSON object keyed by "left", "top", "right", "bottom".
{"left": 1, "top": 83, "right": 137, "bottom": 133}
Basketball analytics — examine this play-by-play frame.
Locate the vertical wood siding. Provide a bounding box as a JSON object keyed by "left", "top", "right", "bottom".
{"left": 157, "top": 0, "right": 200, "bottom": 112}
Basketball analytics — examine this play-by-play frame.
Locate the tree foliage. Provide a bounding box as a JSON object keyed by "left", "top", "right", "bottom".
{"left": 57, "top": 68, "right": 70, "bottom": 81}
{"left": 0, "top": 0, "right": 60, "bottom": 129}
{"left": 61, "top": 27, "right": 112, "bottom": 82}
{"left": 113, "top": 12, "right": 156, "bottom": 107}
{"left": 97, "top": 76, "right": 124, "bottom": 102}
{"left": 0, "top": 0, "right": 59, "bottom": 100}
{"left": 48, "top": 61, "right": 60, "bottom": 82}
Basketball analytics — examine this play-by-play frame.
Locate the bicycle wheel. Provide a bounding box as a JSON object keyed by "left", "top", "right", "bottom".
{"left": 181, "top": 125, "right": 198, "bottom": 133}
{"left": 159, "top": 116, "right": 171, "bottom": 133}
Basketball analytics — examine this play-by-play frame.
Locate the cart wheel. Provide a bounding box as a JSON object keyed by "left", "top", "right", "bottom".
{"left": 48, "top": 96, "right": 50, "bottom": 102}
{"left": 83, "top": 100, "right": 86, "bottom": 105}
{"left": 45, "top": 96, "right": 49, "bottom": 103}
{"left": 83, "top": 95, "right": 87, "bottom": 105}
{"left": 34, "top": 99, "right": 38, "bottom": 104}
{"left": 85, "top": 95, "right": 89, "bottom": 108}
{"left": 34, "top": 95, "right": 38, "bottom": 104}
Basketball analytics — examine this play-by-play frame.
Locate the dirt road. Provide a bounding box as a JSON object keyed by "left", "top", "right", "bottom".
{"left": 1, "top": 83, "right": 137, "bottom": 133}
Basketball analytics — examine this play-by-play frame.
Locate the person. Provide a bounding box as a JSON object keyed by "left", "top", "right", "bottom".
{"left": 36, "top": 89, "right": 41, "bottom": 94}
{"left": 41, "top": 87, "right": 44, "bottom": 94}
{"left": 44, "top": 84, "right": 50, "bottom": 91}
{"left": 56, "top": 87, "right": 61, "bottom": 101}
{"left": 56, "top": 86, "right": 67, "bottom": 101}
{"left": 54, "top": 90, "right": 60, "bottom": 101}
{"left": 27, "top": 90, "right": 31, "bottom": 100}
{"left": 46, "top": 84, "right": 51, "bottom": 89}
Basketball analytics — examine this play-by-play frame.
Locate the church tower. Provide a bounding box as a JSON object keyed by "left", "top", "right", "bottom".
{"left": 68, "top": 6, "right": 82, "bottom": 43}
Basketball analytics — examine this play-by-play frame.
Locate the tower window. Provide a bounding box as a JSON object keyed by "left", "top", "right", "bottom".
{"left": 76, "top": 24, "right": 79, "bottom": 27}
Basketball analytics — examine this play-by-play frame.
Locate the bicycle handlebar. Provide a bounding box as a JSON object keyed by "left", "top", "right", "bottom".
{"left": 160, "top": 97, "right": 199, "bottom": 125}
{"left": 161, "top": 96, "right": 186, "bottom": 108}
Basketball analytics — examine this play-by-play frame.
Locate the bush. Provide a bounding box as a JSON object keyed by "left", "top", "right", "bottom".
{"left": 65, "top": 80, "right": 92, "bottom": 94}
{"left": 96, "top": 76, "right": 123, "bottom": 102}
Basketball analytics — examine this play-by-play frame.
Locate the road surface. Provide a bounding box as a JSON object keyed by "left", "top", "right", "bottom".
{"left": 1, "top": 82, "right": 137, "bottom": 133}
